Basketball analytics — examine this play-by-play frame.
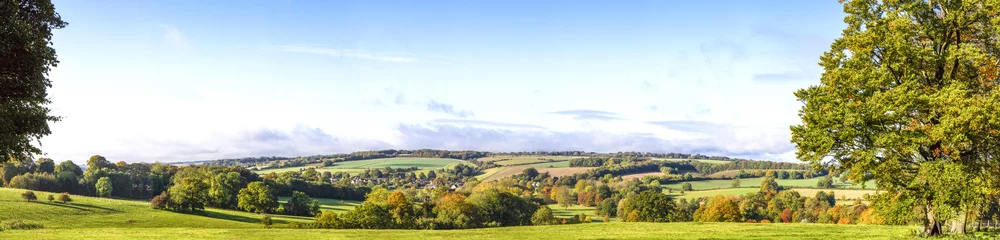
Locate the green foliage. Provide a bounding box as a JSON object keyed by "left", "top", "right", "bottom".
{"left": 208, "top": 172, "right": 243, "bottom": 209}
{"left": 466, "top": 189, "right": 538, "bottom": 227}
{"left": 283, "top": 191, "right": 316, "bottom": 217}
{"left": 759, "top": 171, "right": 779, "bottom": 199}
{"left": 552, "top": 186, "right": 573, "bottom": 209}
{"left": 54, "top": 161, "right": 82, "bottom": 176}
{"left": 0, "top": 0, "right": 66, "bottom": 163}
{"left": 167, "top": 169, "right": 210, "bottom": 211}
{"left": 314, "top": 211, "right": 342, "bottom": 228}
{"left": 150, "top": 192, "right": 169, "bottom": 209}
{"left": 95, "top": 177, "right": 112, "bottom": 198}
{"left": 238, "top": 181, "right": 277, "bottom": 214}
{"left": 260, "top": 215, "right": 272, "bottom": 227}
{"left": 731, "top": 178, "right": 740, "bottom": 188}
{"left": 595, "top": 198, "right": 618, "bottom": 217}
{"left": 47, "top": 194, "right": 54, "bottom": 202}
{"left": 530, "top": 206, "right": 557, "bottom": 225}
{"left": 680, "top": 182, "right": 693, "bottom": 191}
{"left": 789, "top": 0, "right": 1000, "bottom": 235}
{"left": 9, "top": 172, "right": 58, "bottom": 192}
{"left": 57, "top": 192, "right": 71, "bottom": 203}
{"left": 620, "top": 191, "right": 675, "bottom": 222}
{"left": 35, "top": 158, "right": 54, "bottom": 174}
{"left": 20, "top": 190, "right": 36, "bottom": 201}
{"left": 817, "top": 176, "right": 834, "bottom": 189}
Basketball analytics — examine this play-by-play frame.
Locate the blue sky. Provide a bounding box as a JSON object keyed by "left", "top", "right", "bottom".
{"left": 41, "top": 0, "right": 847, "bottom": 163}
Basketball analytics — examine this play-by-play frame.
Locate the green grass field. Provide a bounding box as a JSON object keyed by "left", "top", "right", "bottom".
{"left": 0, "top": 187, "right": 921, "bottom": 239}
{"left": 255, "top": 158, "right": 468, "bottom": 175}
{"left": 278, "top": 197, "right": 361, "bottom": 214}
{"left": 478, "top": 155, "right": 583, "bottom": 166}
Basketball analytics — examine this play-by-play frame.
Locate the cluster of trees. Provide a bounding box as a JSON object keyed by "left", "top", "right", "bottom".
{"left": 1, "top": 156, "right": 177, "bottom": 198}
{"left": 314, "top": 183, "right": 543, "bottom": 229}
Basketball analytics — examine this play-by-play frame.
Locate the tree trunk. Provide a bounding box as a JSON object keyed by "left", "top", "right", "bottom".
{"left": 951, "top": 211, "right": 966, "bottom": 234}
{"left": 923, "top": 208, "right": 942, "bottom": 236}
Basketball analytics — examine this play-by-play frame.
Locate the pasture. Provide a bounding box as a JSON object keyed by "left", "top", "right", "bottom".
{"left": 477, "top": 155, "right": 583, "bottom": 166}
{"left": 278, "top": 197, "right": 361, "bottom": 214}
{"left": 653, "top": 158, "right": 731, "bottom": 164}
{"left": 664, "top": 187, "right": 878, "bottom": 201}
{"left": 480, "top": 167, "right": 593, "bottom": 182}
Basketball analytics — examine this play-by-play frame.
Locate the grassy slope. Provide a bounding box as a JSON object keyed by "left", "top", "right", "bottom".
{"left": 0, "top": 188, "right": 309, "bottom": 229}
{"left": 0, "top": 223, "right": 916, "bottom": 240}
{"left": 278, "top": 197, "right": 361, "bottom": 214}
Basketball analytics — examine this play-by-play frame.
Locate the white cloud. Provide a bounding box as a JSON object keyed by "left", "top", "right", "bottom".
{"left": 278, "top": 45, "right": 419, "bottom": 63}
{"left": 159, "top": 24, "right": 192, "bottom": 53}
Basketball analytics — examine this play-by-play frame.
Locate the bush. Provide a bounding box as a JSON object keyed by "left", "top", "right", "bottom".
{"left": 760, "top": 219, "right": 772, "bottom": 223}
{"left": 681, "top": 182, "right": 693, "bottom": 191}
{"left": 315, "top": 211, "right": 343, "bottom": 228}
{"left": 150, "top": 192, "right": 169, "bottom": 209}
{"left": 58, "top": 193, "right": 72, "bottom": 203}
{"left": 530, "top": 206, "right": 557, "bottom": 225}
{"left": 837, "top": 217, "right": 852, "bottom": 224}
{"left": 21, "top": 191, "right": 36, "bottom": 202}
{"left": 0, "top": 220, "right": 44, "bottom": 230}
{"left": 47, "top": 194, "right": 54, "bottom": 202}
{"left": 261, "top": 215, "right": 273, "bottom": 227}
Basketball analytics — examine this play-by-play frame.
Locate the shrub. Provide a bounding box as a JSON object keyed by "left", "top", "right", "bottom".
{"left": 58, "top": 193, "right": 72, "bottom": 203}
{"left": 0, "top": 220, "right": 44, "bottom": 230}
{"left": 47, "top": 194, "right": 54, "bottom": 202}
{"left": 837, "top": 217, "right": 852, "bottom": 224}
{"left": 261, "top": 215, "right": 273, "bottom": 227}
{"left": 21, "top": 191, "right": 36, "bottom": 202}
{"left": 150, "top": 192, "right": 169, "bottom": 209}
{"left": 760, "top": 219, "right": 772, "bottom": 223}
{"left": 315, "top": 211, "right": 343, "bottom": 228}
{"left": 681, "top": 182, "right": 693, "bottom": 191}
{"left": 531, "top": 206, "right": 557, "bottom": 225}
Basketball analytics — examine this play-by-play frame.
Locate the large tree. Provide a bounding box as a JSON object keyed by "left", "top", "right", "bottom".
{"left": 1, "top": 0, "right": 67, "bottom": 163}
{"left": 791, "top": 0, "right": 1000, "bottom": 236}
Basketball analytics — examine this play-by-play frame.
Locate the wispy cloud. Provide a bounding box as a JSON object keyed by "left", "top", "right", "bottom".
{"left": 278, "top": 45, "right": 418, "bottom": 63}
{"left": 549, "top": 110, "right": 622, "bottom": 121}
{"left": 159, "top": 24, "right": 192, "bottom": 53}
{"left": 427, "top": 100, "right": 474, "bottom": 118}
{"left": 430, "top": 119, "right": 546, "bottom": 130}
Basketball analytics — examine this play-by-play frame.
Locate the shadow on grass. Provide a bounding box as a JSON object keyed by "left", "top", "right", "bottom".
{"left": 70, "top": 203, "right": 123, "bottom": 213}
{"left": 190, "top": 210, "right": 264, "bottom": 224}
{"left": 35, "top": 202, "right": 95, "bottom": 212}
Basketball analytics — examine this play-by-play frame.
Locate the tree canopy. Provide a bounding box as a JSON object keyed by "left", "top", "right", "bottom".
{"left": 1, "top": 0, "right": 67, "bottom": 163}
{"left": 791, "top": 0, "right": 1000, "bottom": 236}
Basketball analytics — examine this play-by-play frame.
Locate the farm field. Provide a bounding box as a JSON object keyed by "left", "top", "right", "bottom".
{"left": 653, "top": 158, "right": 731, "bottom": 164}
{"left": 255, "top": 158, "right": 467, "bottom": 175}
{"left": 0, "top": 222, "right": 916, "bottom": 240}
{"left": 664, "top": 187, "right": 878, "bottom": 201}
{"left": 545, "top": 204, "right": 613, "bottom": 222}
{"left": 663, "top": 177, "right": 876, "bottom": 191}
{"left": 620, "top": 171, "right": 664, "bottom": 180}
{"left": 521, "top": 161, "right": 571, "bottom": 168}
{"left": 278, "top": 197, "right": 361, "bottom": 214}
{"left": 480, "top": 167, "right": 593, "bottom": 182}
{"left": 478, "top": 155, "right": 583, "bottom": 166}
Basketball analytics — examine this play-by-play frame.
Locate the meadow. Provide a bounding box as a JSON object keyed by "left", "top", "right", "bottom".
{"left": 278, "top": 197, "right": 361, "bottom": 214}
{"left": 479, "top": 167, "right": 593, "bottom": 182}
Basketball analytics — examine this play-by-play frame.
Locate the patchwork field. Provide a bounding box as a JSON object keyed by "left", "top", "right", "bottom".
{"left": 663, "top": 177, "right": 876, "bottom": 191}
{"left": 478, "top": 155, "right": 584, "bottom": 166}
{"left": 480, "top": 167, "right": 593, "bottom": 182}
{"left": 620, "top": 172, "right": 664, "bottom": 180}
{"left": 653, "top": 158, "right": 731, "bottom": 164}
{"left": 664, "top": 187, "right": 878, "bottom": 201}
{"left": 255, "top": 158, "right": 468, "bottom": 175}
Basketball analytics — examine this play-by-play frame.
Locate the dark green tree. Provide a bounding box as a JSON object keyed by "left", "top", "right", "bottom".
{"left": 0, "top": 0, "right": 67, "bottom": 164}
{"left": 238, "top": 181, "right": 277, "bottom": 214}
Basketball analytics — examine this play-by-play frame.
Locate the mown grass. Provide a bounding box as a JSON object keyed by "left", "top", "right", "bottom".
{"left": 0, "top": 222, "right": 917, "bottom": 240}
{"left": 278, "top": 197, "right": 361, "bottom": 214}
